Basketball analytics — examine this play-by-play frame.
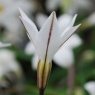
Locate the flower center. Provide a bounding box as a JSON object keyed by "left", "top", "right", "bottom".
{"left": 0, "top": 5, "right": 4, "bottom": 13}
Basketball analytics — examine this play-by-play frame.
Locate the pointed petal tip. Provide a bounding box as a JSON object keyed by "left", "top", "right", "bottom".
{"left": 19, "top": 16, "right": 23, "bottom": 21}
{"left": 76, "top": 23, "right": 81, "bottom": 27}
{"left": 79, "top": 23, "right": 81, "bottom": 26}
{"left": 70, "top": 14, "right": 78, "bottom": 27}
{"left": 18, "top": 7, "right": 23, "bottom": 13}
{"left": 19, "top": 16, "right": 21, "bottom": 19}
{"left": 51, "top": 11, "right": 56, "bottom": 17}
{"left": 73, "top": 23, "right": 81, "bottom": 30}
{"left": 19, "top": 16, "right": 24, "bottom": 22}
{"left": 18, "top": 7, "right": 24, "bottom": 18}
{"left": 52, "top": 11, "right": 56, "bottom": 14}
{"left": 18, "top": 7, "right": 26, "bottom": 18}
{"left": 74, "top": 14, "right": 78, "bottom": 18}
{"left": 17, "top": 7, "right": 21, "bottom": 11}
{"left": 18, "top": 7, "right": 22, "bottom": 14}
{"left": 73, "top": 14, "right": 78, "bottom": 20}
{"left": 50, "top": 11, "right": 57, "bottom": 21}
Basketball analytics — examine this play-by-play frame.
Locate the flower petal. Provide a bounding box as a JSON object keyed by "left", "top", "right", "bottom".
{"left": 47, "top": 14, "right": 61, "bottom": 61}
{"left": 36, "top": 11, "right": 60, "bottom": 61}
{"left": 61, "top": 14, "right": 77, "bottom": 37}
{"left": 63, "top": 34, "right": 82, "bottom": 49}
{"left": 58, "top": 14, "right": 72, "bottom": 33}
{"left": 53, "top": 47, "right": 74, "bottom": 68}
{"left": 18, "top": 8, "right": 38, "bottom": 42}
{"left": 18, "top": 8, "right": 37, "bottom": 32}
{"left": 84, "top": 81, "right": 95, "bottom": 95}
{"left": 0, "top": 42, "right": 11, "bottom": 48}
{"left": 25, "top": 42, "right": 36, "bottom": 55}
{"left": 70, "top": 14, "right": 77, "bottom": 27}
{"left": 59, "top": 14, "right": 81, "bottom": 50}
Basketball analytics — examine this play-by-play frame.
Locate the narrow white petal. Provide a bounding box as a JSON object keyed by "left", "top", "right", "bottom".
{"left": 61, "top": 14, "right": 77, "bottom": 37}
{"left": 58, "top": 14, "right": 72, "bottom": 33}
{"left": 0, "top": 49, "right": 22, "bottom": 78}
{"left": 53, "top": 47, "right": 74, "bottom": 68}
{"left": 0, "top": 42, "right": 11, "bottom": 48}
{"left": 19, "top": 9, "right": 40, "bottom": 58}
{"left": 35, "top": 12, "right": 55, "bottom": 60}
{"left": 18, "top": 8, "right": 38, "bottom": 42}
{"left": 47, "top": 14, "right": 61, "bottom": 61}
{"left": 70, "top": 14, "right": 77, "bottom": 27}
{"left": 20, "top": 17, "right": 38, "bottom": 43}
{"left": 36, "top": 11, "right": 60, "bottom": 61}
{"left": 61, "top": 24, "right": 81, "bottom": 46}
{"left": 63, "top": 34, "right": 82, "bottom": 49}
{"left": 18, "top": 8, "right": 38, "bottom": 32}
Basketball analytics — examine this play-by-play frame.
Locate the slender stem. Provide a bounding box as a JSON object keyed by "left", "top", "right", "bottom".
{"left": 39, "top": 89, "right": 44, "bottom": 95}
{"left": 67, "top": 65, "right": 75, "bottom": 95}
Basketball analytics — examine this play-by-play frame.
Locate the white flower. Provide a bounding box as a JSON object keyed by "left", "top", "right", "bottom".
{"left": 84, "top": 81, "right": 95, "bottom": 95}
{"left": 36, "top": 13, "right": 82, "bottom": 48}
{"left": 0, "top": 42, "right": 11, "bottom": 48}
{"left": 26, "top": 13, "right": 82, "bottom": 69}
{"left": 36, "top": 13, "right": 82, "bottom": 49}
{"left": 0, "top": 49, "right": 21, "bottom": 77}
{"left": 25, "top": 34, "right": 82, "bottom": 69}
{"left": 19, "top": 8, "right": 80, "bottom": 62}
{"left": 0, "top": 49, "right": 22, "bottom": 86}
{"left": 19, "top": 8, "right": 81, "bottom": 90}
{"left": 0, "top": 0, "right": 35, "bottom": 32}
{"left": 0, "top": 0, "right": 35, "bottom": 45}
